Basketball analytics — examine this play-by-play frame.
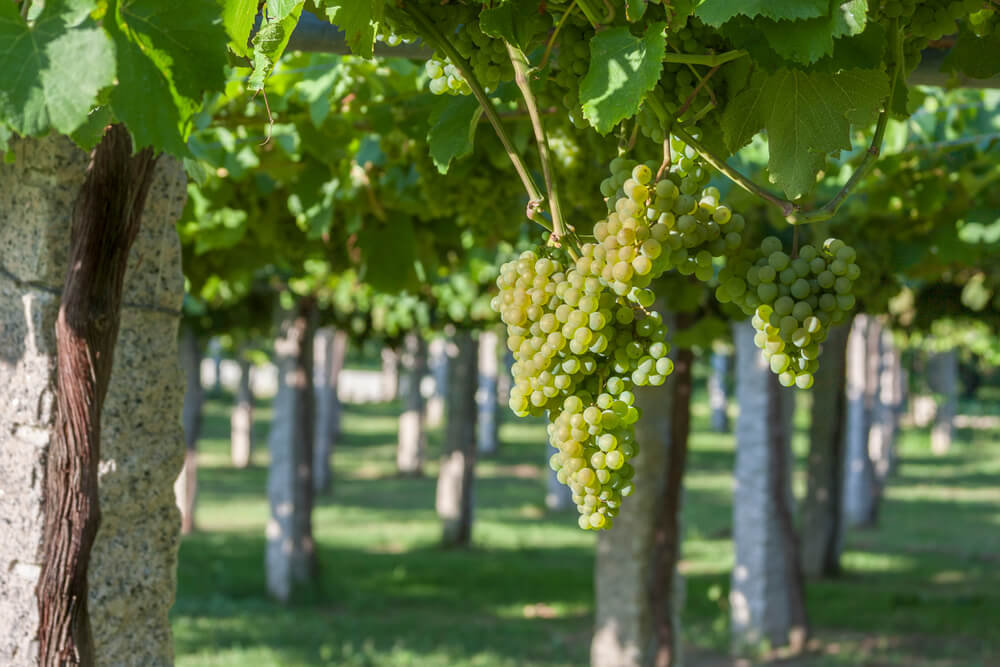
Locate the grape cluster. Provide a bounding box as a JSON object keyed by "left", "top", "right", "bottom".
{"left": 493, "top": 249, "right": 673, "bottom": 529}
{"left": 717, "top": 237, "right": 860, "bottom": 388}
{"left": 593, "top": 140, "right": 746, "bottom": 288}
{"left": 426, "top": 58, "right": 470, "bottom": 96}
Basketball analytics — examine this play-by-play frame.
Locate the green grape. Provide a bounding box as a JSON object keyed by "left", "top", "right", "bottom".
{"left": 731, "top": 236, "right": 860, "bottom": 389}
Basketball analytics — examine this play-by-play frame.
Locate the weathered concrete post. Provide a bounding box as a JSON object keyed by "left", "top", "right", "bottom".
{"left": 0, "top": 136, "right": 187, "bottom": 665}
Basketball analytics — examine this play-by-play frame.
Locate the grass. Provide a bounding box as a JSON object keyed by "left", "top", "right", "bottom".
{"left": 173, "top": 371, "right": 1000, "bottom": 666}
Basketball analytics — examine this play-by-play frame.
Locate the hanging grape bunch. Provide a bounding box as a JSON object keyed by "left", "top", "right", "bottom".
{"left": 493, "top": 248, "right": 672, "bottom": 530}
{"left": 717, "top": 236, "right": 860, "bottom": 388}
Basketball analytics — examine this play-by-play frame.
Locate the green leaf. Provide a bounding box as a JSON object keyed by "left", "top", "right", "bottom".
{"left": 758, "top": 1, "right": 867, "bottom": 66}
{"left": 69, "top": 105, "right": 112, "bottom": 150}
{"left": 357, "top": 218, "right": 418, "bottom": 292}
{"left": 108, "top": 0, "right": 228, "bottom": 154}
{"left": 720, "top": 69, "right": 766, "bottom": 152}
{"left": 479, "top": 0, "right": 541, "bottom": 51}
{"left": 625, "top": 0, "right": 648, "bottom": 22}
{"left": 427, "top": 95, "right": 481, "bottom": 174}
{"left": 0, "top": 0, "right": 115, "bottom": 136}
{"left": 943, "top": 26, "right": 1000, "bottom": 80}
{"left": 323, "top": 0, "right": 384, "bottom": 60}
{"left": 695, "top": 0, "right": 827, "bottom": 27}
{"left": 579, "top": 23, "right": 666, "bottom": 135}
{"left": 729, "top": 68, "right": 888, "bottom": 199}
{"left": 248, "top": 3, "right": 304, "bottom": 90}
{"left": 222, "top": 0, "right": 257, "bottom": 57}
{"left": 267, "top": 0, "right": 301, "bottom": 20}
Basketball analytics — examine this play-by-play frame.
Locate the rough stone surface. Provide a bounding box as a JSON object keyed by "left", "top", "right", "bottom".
{"left": 0, "top": 136, "right": 187, "bottom": 666}
{"left": 730, "top": 321, "right": 796, "bottom": 651}
{"left": 476, "top": 329, "right": 500, "bottom": 456}
{"left": 929, "top": 348, "right": 957, "bottom": 456}
{"left": 313, "top": 328, "right": 347, "bottom": 492}
{"left": 231, "top": 358, "right": 254, "bottom": 468}
{"left": 436, "top": 331, "right": 478, "bottom": 546}
{"left": 267, "top": 303, "right": 318, "bottom": 602}
{"left": 843, "top": 315, "right": 879, "bottom": 527}
{"left": 709, "top": 351, "right": 731, "bottom": 432}
{"left": 397, "top": 332, "right": 428, "bottom": 476}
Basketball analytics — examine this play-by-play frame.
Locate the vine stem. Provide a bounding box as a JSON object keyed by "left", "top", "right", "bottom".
{"left": 506, "top": 44, "right": 572, "bottom": 249}
{"left": 540, "top": 1, "right": 578, "bottom": 70}
{"left": 20, "top": 0, "right": 31, "bottom": 19}
{"left": 663, "top": 50, "right": 747, "bottom": 66}
{"left": 404, "top": 5, "right": 544, "bottom": 207}
{"left": 674, "top": 63, "right": 722, "bottom": 121}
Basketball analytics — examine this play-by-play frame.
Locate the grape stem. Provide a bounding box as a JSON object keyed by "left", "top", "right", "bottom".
{"left": 507, "top": 43, "right": 580, "bottom": 259}
{"left": 663, "top": 50, "right": 747, "bottom": 67}
{"left": 539, "top": 1, "right": 579, "bottom": 70}
{"left": 674, "top": 63, "right": 722, "bottom": 121}
{"left": 403, "top": 5, "right": 545, "bottom": 206}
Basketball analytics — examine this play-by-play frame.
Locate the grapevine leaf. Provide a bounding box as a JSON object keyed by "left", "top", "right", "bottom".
{"left": 625, "top": 0, "right": 648, "bottom": 22}
{"left": 479, "top": 0, "right": 541, "bottom": 51}
{"left": 249, "top": 3, "right": 304, "bottom": 90}
{"left": 267, "top": 0, "right": 301, "bottom": 20}
{"left": 762, "top": 68, "right": 887, "bottom": 198}
{"left": 427, "top": 95, "right": 481, "bottom": 174}
{"left": 69, "top": 106, "right": 113, "bottom": 150}
{"left": 222, "top": 0, "right": 258, "bottom": 57}
{"left": 579, "top": 23, "right": 666, "bottom": 135}
{"left": 107, "top": 0, "right": 228, "bottom": 154}
{"left": 943, "top": 26, "right": 1000, "bottom": 80}
{"left": 323, "top": 0, "right": 384, "bottom": 60}
{"left": 695, "top": 0, "right": 827, "bottom": 27}
{"left": 357, "top": 218, "right": 419, "bottom": 292}
{"left": 720, "top": 69, "right": 766, "bottom": 153}
{"left": 117, "top": 0, "right": 229, "bottom": 107}
{"left": 0, "top": 0, "right": 115, "bottom": 136}
{"left": 758, "top": 1, "right": 867, "bottom": 66}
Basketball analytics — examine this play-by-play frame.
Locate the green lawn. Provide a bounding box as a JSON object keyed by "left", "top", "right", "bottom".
{"left": 173, "top": 378, "right": 1000, "bottom": 666}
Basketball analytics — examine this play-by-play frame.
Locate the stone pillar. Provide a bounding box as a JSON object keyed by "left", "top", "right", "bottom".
{"left": 545, "top": 442, "right": 573, "bottom": 511}
{"left": 380, "top": 345, "right": 399, "bottom": 401}
{"left": 313, "top": 327, "right": 347, "bottom": 493}
{"left": 231, "top": 357, "right": 254, "bottom": 468}
{"left": 801, "top": 322, "right": 850, "bottom": 578}
{"left": 843, "top": 315, "right": 879, "bottom": 527}
{"left": 591, "top": 335, "right": 687, "bottom": 667}
{"left": 730, "top": 321, "right": 803, "bottom": 652}
{"left": 0, "top": 136, "right": 187, "bottom": 665}
{"left": 476, "top": 329, "right": 500, "bottom": 456}
{"left": 267, "top": 298, "right": 319, "bottom": 602}
{"left": 709, "top": 349, "right": 731, "bottom": 432}
{"left": 426, "top": 337, "right": 449, "bottom": 427}
{"left": 929, "top": 348, "right": 957, "bottom": 456}
{"left": 436, "top": 330, "right": 478, "bottom": 547}
{"left": 397, "top": 332, "right": 428, "bottom": 476}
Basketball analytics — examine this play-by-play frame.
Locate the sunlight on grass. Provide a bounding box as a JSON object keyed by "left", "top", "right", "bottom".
{"left": 173, "top": 377, "right": 1000, "bottom": 666}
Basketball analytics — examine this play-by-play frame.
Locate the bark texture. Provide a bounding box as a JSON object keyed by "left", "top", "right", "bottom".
{"left": 843, "top": 315, "right": 879, "bottom": 528}
{"left": 175, "top": 324, "right": 202, "bottom": 535}
{"left": 231, "top": 357, "right": 254, "bottom": 468}
{"left": 476, "top": 329, "right": 501, "bottom": 456}
{"left": 266, "top": 299, "right": 318, "bottom": 602}
{"left": 709, "top": 350, "right": 731, "bottom": 433}
{"left": 435, "top": 331, "right": 478, "bottom": 547}
{"left": 801, "top": 323, "right": 851, "bottom": 578}
{"left": 313, "top": 328, "right": 347, "bottom": 493}
{"left": 730, "top": 321, "right": 806, "bottom": 652}
{"left": 929, "top": 348, "right": 958, "bottom": 456}
{"left": 0, "top": 135, "right": 186, "bottom": 666}
{"left": 38, "top": 126, "right": 158, "bottom": 666}
{"left": 592, "top": 313, "right": 691, "bottom": 667}
{"left": 397, "top": 332, "right": 428, "bottom": 476}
